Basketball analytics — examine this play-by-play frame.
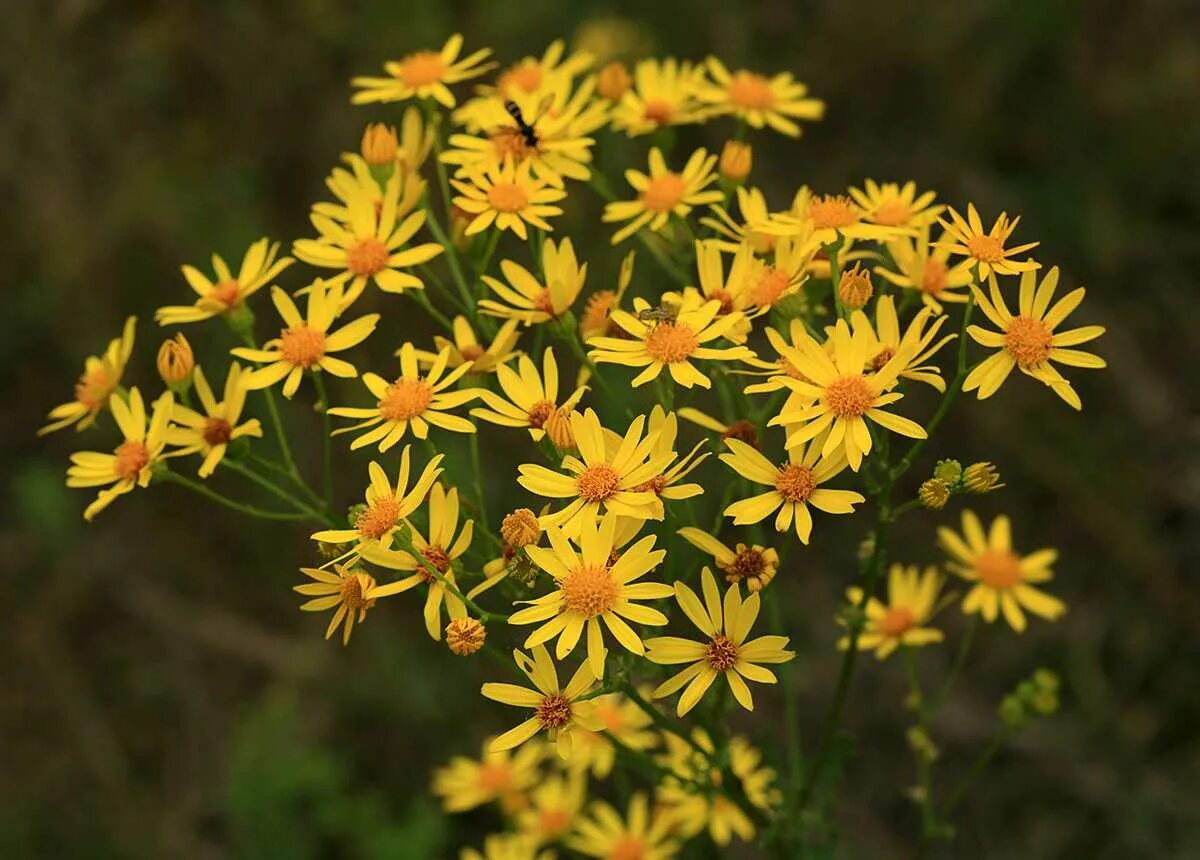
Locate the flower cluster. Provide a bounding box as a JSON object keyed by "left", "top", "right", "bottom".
{"left": 43, "top": 33, "right": 1105, "bottom": 858}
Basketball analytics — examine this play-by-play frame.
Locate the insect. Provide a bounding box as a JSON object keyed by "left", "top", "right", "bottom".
{"left": 504, "top": 95, "right": 554, "bottom": 150}
{"left": 637, "top": 301, "right": 680, "bottom": 324}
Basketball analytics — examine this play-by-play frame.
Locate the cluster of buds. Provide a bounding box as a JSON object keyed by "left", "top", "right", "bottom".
{"left": 999, "top": 668, "right": 1061, "bottom": 729}
{"left": 918, "top": 459, "right": 1005, "bottom": 510}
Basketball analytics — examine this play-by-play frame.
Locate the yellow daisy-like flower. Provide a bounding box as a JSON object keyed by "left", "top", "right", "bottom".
{"left": 414, "top": 316, "right": 520, "bottom": 375}
{"left": 479, "top": 237, "right": 587, "bottom": 325}
{"left": 561, "top": 692, "right": 658, "bottom": 780}
{"left": 490, "top": 39, "right": 595, "bottom": 104}
{"left": 514, "top": 770, "right": 587, "bottom": 846}
{"left": 646, "top": 568, "right": 794, "bottom": 716}
{"left": 350, "top": 34, "right": 495, "bottom": 107}
{"left": 231, "top": 280, "right": 379, "bottom": 399}
{"left": 720, "top": 435, "right": 864, "bottom": 543}
{"left": 329, "top": 343, "right": 481, "bottom": 450}
{"left": 432, "top": 739, "right": 544, "bottom": 814}
{"left": 163, "top": 363, "right": 262, "bottom": 477}
{"left": 293, "top": 562, "right": 408, "bottom": 646}
{"left": 843, "top": 298, "right": 955, "bottom": 392}
{"left": 579, "top": 249, "right": 635, "bottom": 341}
{"left": 935, "top": 203, "right": 1040, "bottom": 279}
{"left": 700, "top": 185, "right": 779, "bottom": 253}
{"left": 155, "top": 239, "right": 293, "bottom": 326}
{"left": 963, "top": 267, "right": 1105, "bottom": 410}
{"left": 848, "top": 179, "right": 942, "bottom": 229}
{"left": 516, "top": 409, "right": 672, "bottom": 533}
{"left": 40, "top": 315, "right": 136, "bottom": 435}
{"left": 683, "top": 239, "right": 760, "bottom": 328}
{"left": 938, "top": 510, "right": 1066, "bottom": 632}
{"left": 676, "top": 527, "right": 780, "bottom": 593}
{"left": 481, "top": 644, "right": 602, "bottom": 758}
{"left": 294, "top": 168, "right": 442, "bottom": 307}
{"left": 509, "top": 513, "right": 672, "bottom": 679}
{"left": 588, "top": 297, "right": 753, "bottom": 388}
{"left": 66, "top": 388, "right": 173, "bottom": 521}
{"left": 313, "top": 154, "right": 426, "bottom": 227}
{"left": 698, "top": 57, "right": 825, "bottom": 136}
{"left": 768, "top": 319, "right": 928, "bottom": 471}
{"left": 603, "top": 147, "right": 723, "bottom": 245}
{"left": 874, "top": 223, "right": 975, "bottom": 312}
{"left": 838, "top": 564, "right": 944, "bottom": 659}
{"left": 359, "top": 483, "right": 472, "bottom": 639}
{"left": 636, "top": 407, "right": 708, "bottom": 500}
{"left": 611, "top": 57, "right": 710, "bottom": 136}
{"left": 764, "top": 187, "right": 917, "bottom": 246}
{"left": 461, "top": 834, "right": 552, "bottom": 860}
{"left": 310, "top": 444, "right": 443, "bottom": 558}
{"left": 472, "top": 347, "right": 587, "bottom": 441}
{"left": 452, "top": 157, "right": 567, "bottom": 240}
{"left": 676, "top": 408, "right": 760, "bottom": 448}
{"left": 568, "top": 793, "right": 679, "bottom": 860}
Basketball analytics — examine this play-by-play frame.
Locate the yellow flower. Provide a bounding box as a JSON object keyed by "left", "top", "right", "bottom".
{"left": 686, "top": 239, "right": 760, "bottom": 327}
{"left": 432, "top": 739, "right": 544, "bottom": 813}
{"left": 156, "top": 333, "right": 194, "bottom": 388}
{"left": 414, "top": 315, "right": 521, "bottom": 375}
{"left": 637, "top": 407, "right": 709, "bottom": 500}
{"left": 481, "top": 644, "right": 602, "bottom": 758}
{"left": 329, "top": 343, "right": 481, "bottom": 450}
{"left": 611, "top": 57, "right": 710, "bottom": 136}
{"left": 509, "top": 513, "right": 672, "bottom": 679}
{"left": 360, "top": 122, "right": 398, "bottom": 167}
{"left": 767, "top": 187, "right": 917, "bottom": 246}
{"left": 719, "top": 140, "right": 753, "bottom": 182}
{"left": 360, "top": 108, "right": 433, "bottom": 173}
{"left": 874, "top": 222, "right": 975, "bottom": 312}
{"left": 588, "top": 297, "right": 753, "bottom": 388}
{"left": 838, "top": 565, "right": 944, "bottom": 659}
{"left": 310, "top": 444, "right": 443, "bottom": 558}
{"left": 490, "top": 39, "right": 595, "bottom": 103}
{"left": 472, "top": 347, "right": 587, "bottom": 441}
{"left": 848, "top": 179, "right": 942, "bottom": 229}
{"left": 579, "top": 250, "right": 636, "bottom": 341}
{"left": 313, "top": 154, "right": 426, "bottom": 226}
{"left": 560, "top": 692, "right": 658, "bottom": 779}
{"left": 514, "top": 770, "right": 587, "bottom": 846}
{"left": 66, "top": 388, "right": 173, "bottom": 521}
{"left": 676, "top": 527, "right": 779, "bottom": 592}
{"left": 155, "top": 239, "right": 293, "bottom": 325}
{"left": 719, "top": 435, "right": 864, "bottom": 543}
{"left": 516, "top": 409, "right": 672, "bottom": 534}
{"left": 479, "top": 237, "right": 587, "bottom": 325}
{"left": 936, "top": 203, "right": 1040, "bottom": 278}
{"left": 452, "top": 157, "right": 567, "bottom": 240}
{"left": 461, "top": 834, "right": 552, "bottom": 860}
{"left": 843, "top": 297, "right": 955, "bottom": 392}
{"left": 359, "top": 483, "right": 473, "bottom": 639}
{"left": 231, "top": 280, "right": 379, "bottom": 399}
{"left": 676, "top": 408, "right": 760, "bottom": 448}
{"left": 293, "top": 168, "right": 442, "bottom": 307}
{"left": 700, "top": 185, "right": 779, "bottom": 253}
{"left": 698, "top": 57, "right": 825, "bottom": 136}
{"left": 963, "top": 267, "right": 1105, "bottom": 410}
{"left": 163, "top": 363, "right": 262, "bottom": 477}
{"left": 568, "top": 793, "right": 679, "bottom": 859}
{"left": 293, "top": 562, "right": 407, "bottom": 645}
{"left": 938, "top": 510, "right": 1066, "bottom": 632}
{"left": 351, "top": 34, "right": 495, "bottom": 107}
{"left": 40, "top": 315, "right": 136, "bottom": 435}
{"left": 646, "top": 567, "right": 794, "bottom": 715}
{"left": 767, "top": 318, "right": 928, "bottom": 471}
{"left": 604, "top": 147, "right": 722, "bottom": 244}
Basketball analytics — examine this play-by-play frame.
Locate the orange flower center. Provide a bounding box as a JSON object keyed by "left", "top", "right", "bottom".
{"left": 347, "top": 238, "right": 390, "bottom": 277}
{"left": 872, "top": 200, "right": 912, "bottom": 226}
{"left": 823, "top": 374, "right": 875, "bottom": 417}
{"left": 708, "top": 288, "right": 735, "bottom": 314}
{"left": 724, "top": 546, "right": 765, "bottom": 582}
{"left": 490, "top": 127, "right": 534, "bottom": 160}
{"left": 533, "top": 289, "right": 556, "bottom": 316}
{"left": 774, "top": 463, "right": 816, "bottom": 502}
{"left": 921, "top": 259, "right": 948, "bottom": 294}
{"left": 74, "top": 367, "right": 116, "bottom": 410}
{"left": 476, "top": 763, "right": 512, "bottom": 793}
{"left": 497, "top": 61, "right": 543, "bottom": 97}
{"left": 459, "top": 344, "right": 485, "bottom": 362}
{"left": 354, "top": 497, "right": 401, "bottom": 540}
{"left": 420, "top": 544, "right": 452, "bottom": 580}
{"left": 752, "top": 266, "right": 792, "bottom": 306}
{"left": 721, "top": 419, "right": 758, "bottom": 446}
{"left": 966, "top": 234, "right": 1005, "bottom": 263}
{"left": 1004, "top": 315, "right": 1054, "bottom": 367}
{"left": 539, "top": 808, "right": 571, "bottom": 837}
{"left": 576, "top": 464, "right": 621, "bottom": 502}
{"left": 561, "top": 564, "right": 618, "bottom": 617}
{"left": 378, "top": 378, "right": 434, "bottom": 421}
{"left": 114, "top": 440, "right": 149, "bottom": 480}
{"left": 487, "top": 181, "right": 529, "bottom": 213}
{"left": 536, "top": 693, "right": 573, "bottom": 729}
{"left": 727, "top": 71, "right": 775, "bottom": 109}
{"left": 611, "top": 837, "right": 647, "bottom": 860}
{"left": 339, "top": 574, "right": 374, "bottom": 611}
{"left": 396, "top": 51, "right": 446, "bottom": 87}
{"left": 642, "top": 99, "right": 675, "bottom": 125}
{"left": 879, "top": 606, "right": 915, "bottom": 636}
{"left": 870, "top": 347, "right": 896, "bottom": 372}
{"left": 279, "top": 325, "right": 326, "bottom": 367}
{"left": 633, "top": 475, "right": 668, "bottom": 495}
{"left": 596, "top": 703, "right": 625, "bottom": 732}
{"left": 202, "top": 417, "right": 233, "bottom": 446}
{"left": 704, "top": 634, "right": 739, "bottom": 671}
{"left": 527, "top": 399, "right": 556, "bottom": 428}
{"left": 809, "top": 195, "right": 860, "bottom": 230}
{"left": 581, "top": 290, "right": 617, "bottom": 336}
{"left": 974, "top": 549, "right": 1023, "bottom": 590}
{"left": 212, "top": 279, "right": 241, "bottom": 307}
{"left": 640, "top": 172, "right": 687, "bottom": 213}
{"left": 643, "top": 321, "right": 698, "bottom": 363}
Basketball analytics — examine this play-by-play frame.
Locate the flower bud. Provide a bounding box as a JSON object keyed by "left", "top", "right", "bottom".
{"left": 933, "top": 459, "right": 963, "bottom": 485}
{"left": 719, "top": 141, "right": 752, "bottom": 183}
{"left": 963, "top": 462, "right": 1003, "bottom": 494}
{"left": 501, "top": 508, "right": 541, "bottom": 548}
{"left": 361, "top": 122, "right": 399, "bottom": 167}
{"left": 445, "top": 617, "right": 486, "bottom": 656}
{"left": 157, "top": 334, "right": 194, "bottom": 391}
{"left": 999, "top": 695, "right": 1028, "bottom": 729}
{"left": 837, "top": 262, "right": 874, "bottom": 310}
{"left": 918, "top": 478, "right": 950, "bottom": 510}
{"left": 597, "top": 61, "right": 632, "bottom": 101}
{"left": 544, "top": 407, "right": 577, "bottom": 450}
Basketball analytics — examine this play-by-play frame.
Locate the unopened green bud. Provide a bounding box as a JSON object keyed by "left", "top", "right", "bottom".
{"left": 999, "top": 695, "right": 1027, "bottom": 728}
{"left": 933, "top": 459, "right": 963, "bottom": 484}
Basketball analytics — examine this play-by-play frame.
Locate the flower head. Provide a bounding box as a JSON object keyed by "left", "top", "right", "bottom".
{"left": 452, "top": 157, "right": 567, "bottom": 240}
{"left": 415, "top": 316, "right": 521, "bottom": 375}
{"left": 432, "top": 740, "right": 543, "bottom": 813}
{"left": 603, "top": 147, "right": 722, "bottom": 244}
{"left": 839, "top": 565, "right": 944, "bottom": 658}
{"left": 351, "top": 34, "right": 495, "bottom": 107}
{"left": 875, "top": 223, "right": 975, "bottom": 312}
{"left": 568, "top": 793, "right": 679, "bottom": 859}
{"left": 843, "top": 296, "right": 955, "bottom": 391}
{"left": 677, "top": 527, "right": 779, "bottom": 592}
{"left": 163, "top": 363, "right": 262, "bottom": 477}
{"left": 155, "top": 239, "right": 293, "bottom": 325}
{"left": 479, "top": 238, "right": 587, "bottom": 325}
{"left": 936, "top": 203, "right": 1040, "bottom": 279}
{"left": 472, "top": 347, "right": 587, "bottom": 441}
{"left": 611, "top": 58, "right": 710, "bottom": 136}
{"left": 514, "top": 771, "right": 587, "bottom": 846}
{"left": 41, "top": 316, "right": 137, "bottom": 435}
{"left": 698, "top": 57, "right": 825, "bottom": 136}
{"left": 293, "top": 563, "right": 402, "bottom": 645}
{"left": 849, "top": 179, "right": 941, "bottom": 229}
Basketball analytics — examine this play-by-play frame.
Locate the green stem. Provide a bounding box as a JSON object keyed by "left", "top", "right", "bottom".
{"left": 587, "top": 175, "right": 689, "bottom": 286}
{"left": 825, "top": 237, "right": 846, "bottom": 320}
{"left": 220, "top": 459, "right": 333, "bottom": 525}
{"left": 940, "top": 730, "right": 1009, "bottom": 820}
{"left": 311, "top": 371, "right": 334, "bottom": 510}
{"left": 159, "top": 470, "right": 315, "bottom": 522}
{"left": 394, "top": 527, "right": 503, "bottom": 623}
{"left": 411, "top": 289, "right": 455, "bottom": 333}
{"left": 469, "top": 432, "right": 490, "bottom": 537}
{"left": 931, "top": 616, "right": 980, "bottom": 714}
{"left": 423, "top": 107, "right": 478, "bottom": 322}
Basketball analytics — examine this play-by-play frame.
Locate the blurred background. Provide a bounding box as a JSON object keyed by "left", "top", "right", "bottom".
{"left": 4, "top": 0, "right": 1199, "bottom": 857}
